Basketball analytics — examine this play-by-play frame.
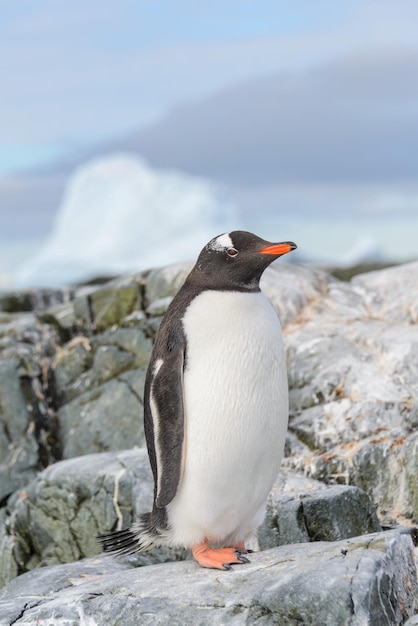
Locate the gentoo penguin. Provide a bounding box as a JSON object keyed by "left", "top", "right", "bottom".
{"left": 98, "top": 230, "right": 296, "bottom": 570}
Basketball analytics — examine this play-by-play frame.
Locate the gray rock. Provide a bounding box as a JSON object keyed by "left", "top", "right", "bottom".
{"left": 52, "top": 336, "right": 94, "bottom": 402}
{"left": 0, "top": 529, "right": 416, "bottom": 626}
{"left": 94, "top": 326, "right": 152, "bottom": 369}
{"left": 57, "top": 373, "right": 146, "bottom": 458}
{"left": 301, "top": 429, "right": 418, "bottom": 526}
{"left": 0, "top": 449, "right": 154, "bottom": 587}
{"left": 352, "top": 260, "right": 418, "bottom": 323}
{"left": 0, "top": 358, "right": 47, "bottom": 502}
{"left": 284, "top": 260, "right": 418, "bottom": 525}
{"left": 144, "top": 262, "right": 191, "bottom": 309}
{"left": 146, "top": 295, "right": 174, "bottom": 316}
{"left": 52, "top": 327, "right": 152, "bottom": 403}
{"left": 0, "top": 288, "right": 73, "bottom": 313}
{"left": 37, "top": 300, "right": 76, "bottom": 340}
{"left": 0, "top": 271, "right": 156, "bottom": 522}
{"left": 0, "top": 448, "right": 382, "bottom": 588}
{"left": 73, "top": 277, "right": 143, "bottom": 333}
{"left": 260, "top": 472, "right": 381, "bottom": 549}
{"left": 0, "top": 359, "right": 33, "bottom": 447}
{"left": 261, "top": 261, "right": 330, "bottom": 326}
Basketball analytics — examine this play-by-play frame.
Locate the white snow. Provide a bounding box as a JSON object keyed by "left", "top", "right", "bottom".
{"left": 15, "top": 154, "right": 237, "bottom": 287}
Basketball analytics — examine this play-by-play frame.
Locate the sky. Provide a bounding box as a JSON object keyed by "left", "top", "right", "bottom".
{"left": 1, "top": 1, "right": 418, "bottom": 285}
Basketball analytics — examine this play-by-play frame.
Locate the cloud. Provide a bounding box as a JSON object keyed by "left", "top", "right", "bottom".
{"left": 229, "top": 180, "right": 418, "bottom": 218}
{"left": 99, "top": 48, "right": 418, "bottom": 187}
{"left": 2, "top": 1, "right": 418, "bottom": 152}
{"left": 0, "top": 174, "right": 65, "bottom": 239}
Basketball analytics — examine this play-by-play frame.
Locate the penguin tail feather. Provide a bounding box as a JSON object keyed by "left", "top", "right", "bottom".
{"left": 97, "top": 513, "right": 156, "bottom": 556}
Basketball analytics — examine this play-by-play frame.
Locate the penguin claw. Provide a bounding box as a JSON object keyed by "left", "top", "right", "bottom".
{"left": 222, "top": 563, "right": 233, "bottom": 571}
{"left": 237, "top": 555, "right": 250, "bottom": 564}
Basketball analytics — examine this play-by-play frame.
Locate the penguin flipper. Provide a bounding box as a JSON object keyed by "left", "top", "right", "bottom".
{"left": 145, "top": 343, "right": 186, "bottom": 508}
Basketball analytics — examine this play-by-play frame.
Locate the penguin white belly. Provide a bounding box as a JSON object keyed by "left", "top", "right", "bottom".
{"left": 166, "top": 290, "right": 288, "bottom": 548}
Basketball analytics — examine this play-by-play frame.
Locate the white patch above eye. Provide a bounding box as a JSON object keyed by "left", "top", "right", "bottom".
{"left": 208, "top": 233, "right": 233, "bottom": 252}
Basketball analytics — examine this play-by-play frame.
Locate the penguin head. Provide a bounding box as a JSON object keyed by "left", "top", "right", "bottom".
{"left": 190, "top": 230, "right": 297, "bottom": 291}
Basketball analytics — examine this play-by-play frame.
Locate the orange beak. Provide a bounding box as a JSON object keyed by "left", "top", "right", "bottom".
{"left": 259, "top": 242, "right": 297, "bottom": 256}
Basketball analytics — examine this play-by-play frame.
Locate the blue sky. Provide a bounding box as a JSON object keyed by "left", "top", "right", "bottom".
{"left": 1, "top": 0, "right": 418, "bottom": 284}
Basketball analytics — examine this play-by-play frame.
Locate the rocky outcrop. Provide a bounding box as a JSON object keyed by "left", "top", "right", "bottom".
{"left": 0, "top": 311, "right": 61, "bottom": 502}
{"left": 260, "top": 471, "right": 380, "bottom": 549}
{"left": 0, "top": 259, "right": 418, "bottom": 623}
{"left": 0, "top": 528, "right": 416, "bottom": 625}
{"left": 0, "top": 448, "right": 381, "bottom": 586}
{"left": 284, "top": 261, "right": 418, "bottom": 526}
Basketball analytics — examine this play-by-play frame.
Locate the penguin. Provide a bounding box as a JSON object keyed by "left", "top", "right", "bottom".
{"left": 98, "top": 230, "right": 297, "bottom": 570}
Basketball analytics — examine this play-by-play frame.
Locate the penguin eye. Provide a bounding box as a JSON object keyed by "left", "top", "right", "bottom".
{"left": 226, "top": 247, "right": 238, "bottom": 257}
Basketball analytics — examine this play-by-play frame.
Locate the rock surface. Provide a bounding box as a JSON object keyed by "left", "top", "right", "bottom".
{"left": 260, "top": 472, "right": 381, "bottom": 549}
{"left": 0, "top": 529, "right": 416, "bottom": 625}
{"left": 284, "top": 261, "right": 418, "bottom": 526}
{"left": 0, "top": 448, "right": 381, "bottom": 586}
{"left": 0, "top": 258, "right": 418, "bottom": 621}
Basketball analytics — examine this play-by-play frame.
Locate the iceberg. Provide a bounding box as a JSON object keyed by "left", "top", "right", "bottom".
{"left": 16, "top": 155, "right": 237, "bottom": 287}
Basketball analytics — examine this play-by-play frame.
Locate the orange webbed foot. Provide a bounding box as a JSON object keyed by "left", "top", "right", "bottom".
{"left": 192, "top": 539, "right": 251, "bottom": 571}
